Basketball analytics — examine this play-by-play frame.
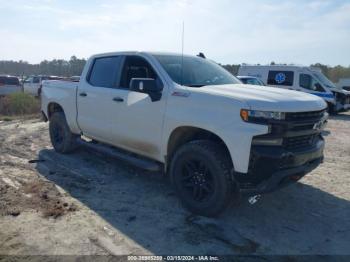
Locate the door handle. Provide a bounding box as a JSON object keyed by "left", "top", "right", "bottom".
{"left": 79, "top": 92, "right": 87, "bottom": 97}
{"left": 113, "top": 97, "right": 124, "bottom": 102}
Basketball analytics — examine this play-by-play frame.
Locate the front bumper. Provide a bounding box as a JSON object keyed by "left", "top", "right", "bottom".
{"left": 236, "top": 137, "right": 325, "bottom": 195}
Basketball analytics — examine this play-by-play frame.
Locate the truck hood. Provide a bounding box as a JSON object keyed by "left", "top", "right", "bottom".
{"left": 195, "top": 84, "right": 327, "bottom": 112}
{"left": 330, "top": 87, "right": 350, "bottom": 95}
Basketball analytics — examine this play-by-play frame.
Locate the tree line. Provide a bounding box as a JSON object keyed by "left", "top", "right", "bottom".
{"left": 0, "top": 56, "right": 86, "bottom": 78}
{"left": 0, "top": 56, "right": 349, "bottom": 83}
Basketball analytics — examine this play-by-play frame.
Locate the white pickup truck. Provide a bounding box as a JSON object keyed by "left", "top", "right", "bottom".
{"left": 41, "top": 51, "right": 328, "bottom": 216}
{"left": 24, "top": 75, "right": 64, "bottom": 96}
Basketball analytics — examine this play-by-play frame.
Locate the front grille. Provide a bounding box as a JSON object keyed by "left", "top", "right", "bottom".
{"left": 284, "top": 134, "right": 318, "bottom": 150}
{"left": 290, "top": 124, "right": 315, "bottom": 131}
{"left": 285, "top": 110, "right": 325, "bottom": 121}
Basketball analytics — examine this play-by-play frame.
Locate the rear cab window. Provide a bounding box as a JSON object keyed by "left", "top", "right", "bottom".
{"left": 267, "top": 71, "right": 294, "bottom": 86}
{"left": 0, "top": 76, "right": 20, "bottom": 85}
{"left": 87, "top": 56, "right": 123, "bottom": 88}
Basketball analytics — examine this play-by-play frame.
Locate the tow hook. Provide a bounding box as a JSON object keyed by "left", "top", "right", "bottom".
{"left": 248, "top": 195, "right": 261, "bottom": 205}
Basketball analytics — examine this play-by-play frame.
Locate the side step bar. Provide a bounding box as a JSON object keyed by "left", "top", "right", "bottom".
{"left": 76, "top": 138, "right": 162, "bottom": 172}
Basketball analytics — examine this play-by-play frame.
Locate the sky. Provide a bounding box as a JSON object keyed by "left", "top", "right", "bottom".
{"left": 0, "top": 0, "right": 349, "bottom": 66}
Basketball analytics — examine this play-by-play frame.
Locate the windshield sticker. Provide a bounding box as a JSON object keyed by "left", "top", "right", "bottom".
{"left": 275, "top": 73, "right": 286, "bottom": 84}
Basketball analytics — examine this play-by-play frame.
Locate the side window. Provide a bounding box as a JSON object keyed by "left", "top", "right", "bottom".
{"left": 88, "top": 56, "right": 122, "bottom": 88}
{"left": 6, "top": 77, "right": 20, "bottom": 85}
{"left": 267, "top": 71, "right": 294, "bottom": 86}
{"left": 299, "top": 74, "right": 325, "bottom": 92}
{"left": 119, "top": 56, "right": 159, "bottom": 89}
{"left": 299, "top": 74, "right": 312, "bottom": 89}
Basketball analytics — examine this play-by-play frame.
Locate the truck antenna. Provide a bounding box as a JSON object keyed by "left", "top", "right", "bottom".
{"left": 181, "top": 21, "right": 185, "bottom": 86}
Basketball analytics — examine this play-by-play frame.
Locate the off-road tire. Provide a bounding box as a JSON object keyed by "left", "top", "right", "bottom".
{"left": 170, "top": 140, "right": 238, "bottom": 217}
{"left": 49, "top": 112, "right": 78, "bottom": 154}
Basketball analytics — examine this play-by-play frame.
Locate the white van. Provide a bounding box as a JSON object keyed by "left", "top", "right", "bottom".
{"left": 238, "top": 65, "right": 350, "bottom": 112}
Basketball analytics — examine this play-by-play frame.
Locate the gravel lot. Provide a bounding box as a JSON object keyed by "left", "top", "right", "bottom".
{"left": 0, "top": 112, "right": 349, "bottom": 256}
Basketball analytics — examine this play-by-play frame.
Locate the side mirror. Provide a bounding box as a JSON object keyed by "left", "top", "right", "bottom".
{"left": 129, "top": 78, "right": 163, "bottom": 102}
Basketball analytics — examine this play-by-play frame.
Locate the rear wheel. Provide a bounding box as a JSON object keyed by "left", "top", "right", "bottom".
{"left": 49, "top": 112, "right": 78, "bottom": 153}
{"left": 170, "top": 140, "right": 238, "bottom": 217}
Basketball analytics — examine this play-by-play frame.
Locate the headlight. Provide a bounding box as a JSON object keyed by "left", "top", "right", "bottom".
{"left": 240, "top": 109, "right": 285, "bottom": 123}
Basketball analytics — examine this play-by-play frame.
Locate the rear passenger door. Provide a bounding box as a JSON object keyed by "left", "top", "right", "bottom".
{"left": 77, "top": 56, "right": 123, "bottom": 142}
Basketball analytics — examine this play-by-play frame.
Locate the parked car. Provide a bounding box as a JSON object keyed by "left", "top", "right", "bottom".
{"left": 0, "top": 75, "right": 22, "bottom": 96}
{"left": 238, "top": 65, "right": 350, "bottom": 113}
{"left": 237, "top": 76, "right": 265, "bottom": 86}
{"left": 23, "top": 75, "right": 63, "bottom": 96}
{"left": 41, "top": 52, "right": 328, "bottom": 217}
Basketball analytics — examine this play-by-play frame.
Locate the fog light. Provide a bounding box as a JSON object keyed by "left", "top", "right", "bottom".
{"left": 252, "top": 138, "right": 283, "bottom": 146}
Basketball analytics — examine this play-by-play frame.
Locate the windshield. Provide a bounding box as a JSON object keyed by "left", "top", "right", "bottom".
{"left": 154, "top": 55, "right": 240, "bottom": 87}
{"left": 312, "top": 71, "right": 336, "bottom": 89}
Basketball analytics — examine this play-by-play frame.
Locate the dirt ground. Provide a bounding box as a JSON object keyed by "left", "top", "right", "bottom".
{"left": 0, "top": 113, "right": 349, "bottom": 256}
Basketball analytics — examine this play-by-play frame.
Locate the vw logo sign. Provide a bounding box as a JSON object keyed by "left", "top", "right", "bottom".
{"left": 275, "top": 73, "right": 286, "bottom": 84}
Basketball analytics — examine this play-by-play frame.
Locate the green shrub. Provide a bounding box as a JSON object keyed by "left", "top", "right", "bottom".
{"left": 0, "top": 93, "right": 40, "bottom": 116}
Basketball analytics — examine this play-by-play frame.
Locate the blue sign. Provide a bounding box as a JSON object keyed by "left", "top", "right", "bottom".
{"left": 275, "top": 73, "right": 286, "bottom": 84}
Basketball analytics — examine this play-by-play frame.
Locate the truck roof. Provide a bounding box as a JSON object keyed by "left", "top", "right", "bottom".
{"left": 90, "top": 51, "right": 196, "bottom": 59}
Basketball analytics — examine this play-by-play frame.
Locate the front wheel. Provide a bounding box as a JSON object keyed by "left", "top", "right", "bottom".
{"left": 49, "top": 112, "right": 78, "bottom": 154}
{"left": 169, "top": 140, "right": 238, "bottom": 217}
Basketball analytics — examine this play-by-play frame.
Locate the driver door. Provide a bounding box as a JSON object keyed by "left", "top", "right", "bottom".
{"left": 108, "top": 55, "right": 167, "bottom": 161}
{"left": 299, "top": 73, "right": 326, "bottom": 95}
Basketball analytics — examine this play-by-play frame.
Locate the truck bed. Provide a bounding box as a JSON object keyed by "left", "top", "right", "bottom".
{"left": 41, "top": 80, "right": 80, "bottom": 134}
